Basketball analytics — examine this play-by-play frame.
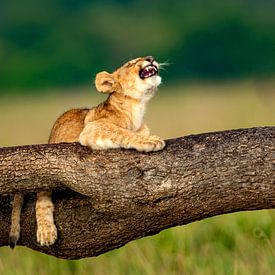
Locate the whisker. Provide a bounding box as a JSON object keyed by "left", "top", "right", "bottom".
{"left": 159, "top": 60, "right": 172, "bottom": 72}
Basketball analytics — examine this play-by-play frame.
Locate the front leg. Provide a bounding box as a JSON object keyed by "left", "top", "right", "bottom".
{"left": 136, "top": 123, "right": 150, "bottom": 137}
{"left": 79, "top": 121, "right": 165, "bottom": 152}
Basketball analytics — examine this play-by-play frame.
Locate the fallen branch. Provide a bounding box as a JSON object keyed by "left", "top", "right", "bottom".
{"left": 0, "top": 127, "right": 274, "bottom": 259}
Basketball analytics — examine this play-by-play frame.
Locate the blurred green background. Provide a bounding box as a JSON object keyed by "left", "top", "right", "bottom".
{"left": 1, "top": 0, "right": 275, "bottom": 91}
{"left": 0, "top": 0, "right": 275, "bottom": 274}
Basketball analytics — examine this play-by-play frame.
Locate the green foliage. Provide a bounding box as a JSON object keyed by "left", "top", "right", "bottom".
{"left": 0, "top": 0, "right": 275, "bottom": 92}
{"left": 171, "top": 18, "right": 275, "bottom": 78}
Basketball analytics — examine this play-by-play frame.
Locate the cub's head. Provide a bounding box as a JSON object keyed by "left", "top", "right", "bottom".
{"left": 95, "top": 56, "right": 161, "bottom": 100}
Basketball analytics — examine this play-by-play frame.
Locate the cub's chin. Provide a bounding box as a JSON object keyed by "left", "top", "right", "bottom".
{"left": 143, "top": 75, "right": 162, "bottom": 92}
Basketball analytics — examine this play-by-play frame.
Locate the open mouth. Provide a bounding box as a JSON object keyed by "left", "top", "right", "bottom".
{"left": 139, "top": 64, "right": 158, "bottom": 79}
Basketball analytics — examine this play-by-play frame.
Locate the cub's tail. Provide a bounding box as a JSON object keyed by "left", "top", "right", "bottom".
{"left": 9, "top": 194, "right": 24, "bottom": 249}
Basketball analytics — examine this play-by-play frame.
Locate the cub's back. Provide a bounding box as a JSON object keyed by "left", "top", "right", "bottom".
{"left": 49, "top": 108, "right": 89, "bottom": 143}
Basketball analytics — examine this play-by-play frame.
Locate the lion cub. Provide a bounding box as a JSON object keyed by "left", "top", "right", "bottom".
{"left": 9, "top": 56, "right": 165, "bottom": 247}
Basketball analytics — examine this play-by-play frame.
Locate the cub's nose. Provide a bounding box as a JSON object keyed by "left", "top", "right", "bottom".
{"left": 146, "top": 56, "right": 154, "bottom": 63}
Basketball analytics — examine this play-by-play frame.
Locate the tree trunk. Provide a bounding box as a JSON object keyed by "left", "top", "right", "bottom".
{"left": 0, "top": 127, "right": 274, "bottom": 259}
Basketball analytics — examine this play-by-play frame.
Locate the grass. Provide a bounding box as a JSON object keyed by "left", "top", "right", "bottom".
{"left": 0, "top": 80, "right": 274, "bottom": 274}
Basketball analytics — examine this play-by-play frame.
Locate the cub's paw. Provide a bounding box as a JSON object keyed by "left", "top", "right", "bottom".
{"left": 9, "top": 233, "right": 20, "bottom": 249}
{"left": 136, "top": 136, "right": 166, "bottom": 152}
{"left": 149, "top": 136, "right": 166, "bottom": 151}
{"left": 9, "top": 223, "right": 21, "bottom": 249}
{"left": 37, "top": 223, "right": 57, "bottom": 246}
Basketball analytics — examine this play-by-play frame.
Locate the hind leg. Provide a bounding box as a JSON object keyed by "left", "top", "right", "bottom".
{"left": 9, "top": 194, "right": 24, "bottom": 248}
{"left": 36, "top": 191, "right": 57, "bottom": 246}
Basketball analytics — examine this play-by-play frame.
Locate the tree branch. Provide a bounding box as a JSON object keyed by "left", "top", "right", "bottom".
{"left": 0, "top": 127, "right": 274, "bottom": 259}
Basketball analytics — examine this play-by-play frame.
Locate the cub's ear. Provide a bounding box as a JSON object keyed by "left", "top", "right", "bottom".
{"left": 95, "top": 71, "right": 116, "bottom": 93}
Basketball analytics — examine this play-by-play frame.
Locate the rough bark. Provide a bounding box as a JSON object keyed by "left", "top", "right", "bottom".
{"left": 0, "top": 127, "right": 274, "bottom": 259}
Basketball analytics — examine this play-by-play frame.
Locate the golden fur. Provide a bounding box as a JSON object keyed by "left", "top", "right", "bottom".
{"left": 9, "top": 56, "right": 165, "bottom": 247}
